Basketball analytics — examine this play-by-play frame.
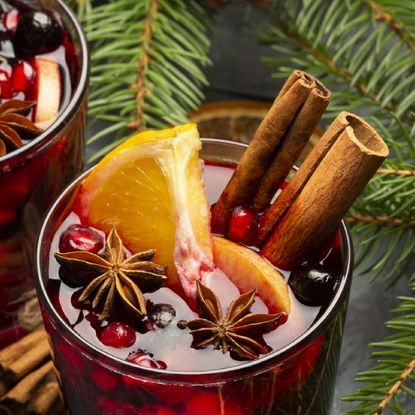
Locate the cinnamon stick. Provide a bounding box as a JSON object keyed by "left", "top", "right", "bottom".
{"left": 0, "top": 361, "right": 55, "bottom": 415}
{"left": 6, "top": 338, "right": 50, "bottom": 382}
{"left": 211, "top": 70, "right": 329, "bottom": 234}
{"left": 253, "top": 83, "right": 330, "bottom": 211}
{"left": 0, "top": 331, "right": 46, "bottom": 375}
{"left": 260, "top": 112, "right": 389, "bottom": 269}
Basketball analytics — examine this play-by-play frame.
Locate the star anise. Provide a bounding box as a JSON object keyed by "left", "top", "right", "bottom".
{"left": 0, "top": 99, "right": 42, "bottom": 157}
{"left": 54, "top": 227, "right": 167, "bottom": 321}
{"left": 183, "top": 282, "right": 286, "bottom": 360}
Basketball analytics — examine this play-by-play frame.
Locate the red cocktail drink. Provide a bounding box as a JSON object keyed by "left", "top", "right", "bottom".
{"left": 0, "top": 0, "right": 88, "bottom": 346}
{"left": 36, "top": 138, "right": 352, "bottom": 415}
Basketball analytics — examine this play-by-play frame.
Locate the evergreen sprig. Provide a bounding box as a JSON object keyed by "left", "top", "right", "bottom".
{"left": 71, "top": 0, "right": 212, "bottom": 162}
{"left": 343, "top": 281, "right": 415, "bottom": 414}
{"left": 260, "top": 0, "right": 415, "bottom": 283}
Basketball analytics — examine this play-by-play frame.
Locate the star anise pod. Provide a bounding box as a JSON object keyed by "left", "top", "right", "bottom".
{"left": 0, "top": 99, "right": 42, "bottom": 157}
{"left": 183, "top": 282, "right": 286, "bottom": 360}
{"left": 54, "top": 227, "right": 167, "bottom": 321}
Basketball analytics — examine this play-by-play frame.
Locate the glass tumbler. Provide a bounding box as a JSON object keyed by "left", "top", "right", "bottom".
{"left": 35, "top": 139, "right": 353, "bottom": 415}
{"left": 0, "top": 0, "right": 89, "bottom": 347}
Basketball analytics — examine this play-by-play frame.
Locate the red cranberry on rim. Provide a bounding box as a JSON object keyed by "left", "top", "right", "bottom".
{"left": 127, "top": 349, "right": 166, "bottom": 369}
{"left": 59, "top": 224, "right": 104, "bottom": 254}
{"left": 14, "top": 10, "right": 63, "bottom": 56}
{"left": 227, "top": 206, "right": 258, "bottom": 245}
{"left": 98, "top": 322, "right": 136, "bottom": 348}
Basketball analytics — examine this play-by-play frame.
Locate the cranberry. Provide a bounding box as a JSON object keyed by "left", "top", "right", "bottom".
{"left": 227, "top": 206, "right": 258, "bottom": 245}
{"left": 3, "top": 9, "right": 19, "bottom": 32}
{"left": 14, "top": 10, "right": 63, "bottom": 56}
{"left": 148, "top": 303, "right": 176, "bottom": 329}
{"left": 288, "top": 262, "right": 339, "bottom": 306}
{"left": 98, "top": 322, "right": 136, "bottom": 348}
{"left": 127, "top": 349, "right": 166, "bottom": 369}
{"left": 138, "top": 404, "right": 176, "bottom": 415}
{"left": 90, "top": 370, "right": 117, "bottom": 392}
{"left": 12, "top": 60, "right": 33, "bottom": 93}
{"left": 59, "top": 224, "right": 104, "bottom": 254}
{"left": 185, "top": 392, "right": 243, "bottom": 415}
{"left": 0, "top": 70, "right": 13, "bottom": 99}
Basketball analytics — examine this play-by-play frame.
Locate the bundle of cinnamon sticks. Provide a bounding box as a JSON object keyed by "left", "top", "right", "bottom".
{"left": 0, "top": 330, "right": 61, "bottom": 415}
{"left": 212, "top": 69, "right": 389, "bottom": 269}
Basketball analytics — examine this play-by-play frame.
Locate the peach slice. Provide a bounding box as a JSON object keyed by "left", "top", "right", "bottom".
{"left": 34, "top": 58, "right": 61, "bottom": 128}
{"left": 212, "top": 236, "right": 291, "bottom": 315}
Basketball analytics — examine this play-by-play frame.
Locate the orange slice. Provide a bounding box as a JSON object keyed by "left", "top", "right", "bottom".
{"left": 76, "top": 124, "right": 214, "bottom": 298}
{"left": 212, "top": 236, "right": 290, "bottom": 314}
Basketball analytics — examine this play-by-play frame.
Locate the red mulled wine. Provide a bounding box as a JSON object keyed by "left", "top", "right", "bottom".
{"left": 0, "top": 0, "right": 88, "bottom": 348}
{"left": 37, "top": 139, "right": 352, "bottom": 414}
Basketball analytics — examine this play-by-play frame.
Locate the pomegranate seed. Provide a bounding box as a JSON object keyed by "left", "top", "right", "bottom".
{"left": 98, "top": 322, "right": 136, "bottom": 348}
{"left": 59, "top": 224, "right": 104, "bottom": 254}
{"left": 12, "top": 61, "right": 34, "bottom": 93}
{"left": 0, "top": 70, "right": 13, "bottom": 99}
{"left": 127, "top": 349, "right": 166, "bottom": 369}
{"left": 3, "top": 9, "right": 19, "bottom": 32}
{"left": 227, "top": 206, "right": 258, "bottom": 245}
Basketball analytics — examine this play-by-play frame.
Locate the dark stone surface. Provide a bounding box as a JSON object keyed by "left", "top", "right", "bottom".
{"left": 204, "top": 4, "right": 413, "bottom": 414}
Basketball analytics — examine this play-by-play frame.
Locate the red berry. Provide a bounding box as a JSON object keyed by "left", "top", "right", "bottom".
{"left": 98, "top": 322, "right": 136, "bottom": 348}
{"left": 90, "top": 370, "right": 117, "bottom": 392}
{"left": 0, "top": 70, "right": 13, "bottom": 99}
{"left": 59, "top": 224, "right": 104, "bottom": 254}
{"left": 137, "top": 404, "right": 176, "bottom": 415}
{"left": 12, "top": 61, "right": 34, "bottom": 93}
{"left": 185, "top": 392, "right": 243, "bottom": 415}
{"left": 3, "top": 9, "right": 19, "bottom": 32}
{"left": 227, "top": 206, "right": 258, "bottom": 245}
{"left": 127, "top": 349, "right": 166, "bottom": 369}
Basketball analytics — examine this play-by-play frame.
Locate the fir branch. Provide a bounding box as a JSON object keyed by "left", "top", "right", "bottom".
{"left": 260, "top": 0, "right": 415, "bottom": 282}
{"left": 76, "top": 0, "right": 212, "bottom": 162}
{"left": 343, "top": 281, "right": 415, "bottom": 414}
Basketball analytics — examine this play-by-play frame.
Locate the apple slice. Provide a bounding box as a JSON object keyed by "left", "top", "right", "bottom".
{"left": 34, "top": 58, "right": 61, "bottom": 128}
{"left": 212, "top": 236, "right": 291, "bottom": 315}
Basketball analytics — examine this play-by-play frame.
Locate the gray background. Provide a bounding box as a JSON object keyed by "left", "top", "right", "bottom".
{"left": 202, "top": 4, "right": 414, "bottom": 414}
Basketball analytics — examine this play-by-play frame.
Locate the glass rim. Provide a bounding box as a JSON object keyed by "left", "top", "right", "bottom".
{"left": 0, "top": 0, "right": 90, "bottom": 164}
{"left": 35, "top": 138, "right": 353, "bottom": 381}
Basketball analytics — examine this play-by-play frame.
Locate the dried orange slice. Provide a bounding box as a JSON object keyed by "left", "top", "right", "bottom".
{"left": 76, "top": 124, "right": 214, "bottom": 298}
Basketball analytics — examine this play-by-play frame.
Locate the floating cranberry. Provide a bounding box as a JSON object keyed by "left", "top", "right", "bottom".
{"left": 14, "top": 10, "right": 63, "bottom": 56}
{"left": 227, "top": 206, "right": 258, "bottom": 245}
{"left": 148, "top": 303, "right": 176, "bottom": 329}
{"left": 3, "top": 9, "right": 19, "bottom": 32}
{"left": 59, "top": 224, "right": 104, "bottom": 254}
{"left": 12, "top": 60, "right": 33, "bottom": 92}
{"left": 127, "top": 350, "right": 166, "bottom": 369}
{"left": 98, "top": 322, "right": 136, "bottom": 348}
{"left": 288, "top": 262, "right": 339, "bottom": 306}
{"left": 0, "top": 70, "right": 13, "bottom": 99}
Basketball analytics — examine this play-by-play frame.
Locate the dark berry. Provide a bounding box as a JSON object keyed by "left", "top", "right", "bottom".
{"left": 148, "top": 303, "right": 176, "bottom": 329}
{"left": 127, "top": 350, "right": 166, "bottom": 369}
{"left": 288, "top": 262, "right": 339, "bottom": 306}
{"left": 227, "top": 206, "right": 258, "bottom": 245}
{"left": 59, "top": 224, "right": 104, "bottom": 254}
{"left": 98, "top": 322, "right": 136, "bottom": 348}
{"left": 14, "top": 10, "right": 63, "bottom": 56}
{"left": 12, "top": 60, "right": 33, "bottom": 92}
